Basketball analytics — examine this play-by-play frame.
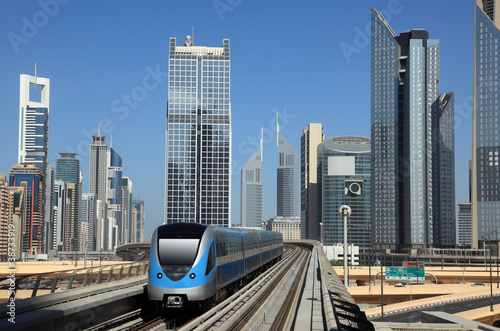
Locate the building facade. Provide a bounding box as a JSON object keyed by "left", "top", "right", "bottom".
{"left": 371, "top": 8, "right": 455, "bottom": 251}
{"left": 121, "top": 177, "right": 133, "bottom": 244}
{"left": 300, "top": 123, "right": 324, "bottom": 240}
{"left": 165, "top": 36, "right": 231, "bottom": 226}
{"left": 262, "top": 216, "right": 301, "bottom": 241}
{"left": 317, "top": 136, "right": 371, "bottom": 250}
{"left": 55, "top": 153, "right": 81, "bottom": 251}
{"left": 9, "top": 163, "right": 44, "bottom": 255}
{"left": 81, "top": 193, "right": 96, "bottom": 250}
{"left": 277, "top": 115, "right": 298, "bottom": 218}
{"left": 107, "top": 146, "right": 122, "bottom": 250}
{"left": 241, "top": 131, "right": 263, "bottom": 228}
{"left": 0, "top": 175, "right": 9, "bottom": 260}
{"left": 472, "top": 0, "right": 500, "bottom": 249}
{"left": 458, "top": 203, "right": 472, "bottom": 247}
{"left": 52, "top": 180, "right": 67, "bottom": 251}
{"left": 19, "top": 73, "right": 52, "bottom": 254}
{"left": 89, "top": 126, "right": 108, "bottom": 250}
{"left": 132, "top": 199, "right": 145, "bottom": 242}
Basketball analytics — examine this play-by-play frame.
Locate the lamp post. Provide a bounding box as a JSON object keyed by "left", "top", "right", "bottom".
{"left": 319, "top": 222, "right": 323, "bottom": 246}
{"left": 339, "top": 205, "right": 351, "bottom": 290}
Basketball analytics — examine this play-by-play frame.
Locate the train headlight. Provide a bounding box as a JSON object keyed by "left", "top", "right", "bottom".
{"left": 189, "top": 273, "right": 196, "bottom": 279}
{"left": 157, "top": 272, "right": 163, "bottom": 279}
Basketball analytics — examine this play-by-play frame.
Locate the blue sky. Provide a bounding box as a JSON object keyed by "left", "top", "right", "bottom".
{"left": 0, "top": 0, "right": 475, "bottom": 240}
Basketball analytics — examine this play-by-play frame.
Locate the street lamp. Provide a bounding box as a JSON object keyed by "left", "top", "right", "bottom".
{"left": 319, "top": 222, "right": 323, "bottom": 246}
{"left": 339, "top": 205, "right": 351, "bottom": 290}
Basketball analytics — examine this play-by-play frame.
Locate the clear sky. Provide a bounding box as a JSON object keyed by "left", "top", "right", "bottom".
{"left": 0, "top": 0, "right": 475, "bottom": 241}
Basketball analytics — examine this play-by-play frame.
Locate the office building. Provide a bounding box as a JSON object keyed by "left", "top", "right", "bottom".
{"left": 0, "top": 175, "right": 9, "bottom": 260}
{"left": 9, "top": 163, "right": 44, "bottom": 255}
{"left": 371, "top": 8, "right": 455, "bottom": 250}
{"left": 107, "top": 146, "right": 122, "bottom": 249}
{"left": 8, "top": 186, "right": 25, "bottom": 260}
{"left": 122, "top": 177, "right": 133, "bottom": 244}
{"left": 241, "top": 130, "right": 263, "bottom": 228}
{"left": 262, "top": 216, "right": 301, "bottom": 241}
{"left": 277, "top": 115, "right": 298, "bottom": 218}
{"left": 19, "top": 73, "right": 52, "bottom": 254}
{"left": 132, "top": 199, "right": 145, "bottom": 242}
{"left": 89, "top": 126, "right": 107, "bottom": 250}
{"left": 300, "top": 123, "right": 324, "bottom": 240}
{"left": 52, "top": 180, "right": 67, "bottom": 251}
{"left": 165, "top": 36, "right": 231, "bottom": 226}
{"left": 55, "top": 153, "right": 81, "bottom": 251}
{"left": 317, "top": 136, "right": 371, "bottom": 250}
{"left": 458, "top": 203, "right": 472, "bottom": 247}
{"left": 472, "top": 0, "right": 500, "bottom": 249}
{"left": 82, "top": 193, "right": 96, "bottom": 250}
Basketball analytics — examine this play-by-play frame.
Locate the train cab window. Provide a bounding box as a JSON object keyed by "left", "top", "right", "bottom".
{"left": 206, "top": 242, "right": 216, "bottom": 275}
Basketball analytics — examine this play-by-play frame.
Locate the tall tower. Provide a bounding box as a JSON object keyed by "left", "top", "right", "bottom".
{"left": 371, "top": 8, "right": 455, "bottom": 251}
{"left": 241, "top": 129, "right": 263, "bottom": 227}
{"left": 55, "top": 153, "right": 81, "bottom": 251}
{"left": 9, "top": 163, "right": 44, "bottom": 255}
{"left": 165, "top": 36, "right": 231, "bottom": 226}
{"left": 81, "top": 193, "right": 96, "bottom": 250}
{"left": 317, "top": 136, "right": 371, "bottom": 249}
{"left": 89, "top": 126, "right": 107, "bottom": 250}
{"left": 300, "top": 123, "right": 324, "bottom": 240}
{"left": 472, "top": 0, "right": 500, "bottom": 249}
{"left": 107, "top": 146, "right": 122, "bottom": 250}
{"left": 19, "top": 73, "right": 52, "bottom": 254}
{"left": 277, "top": 114, "right": 298, "bottom": 218}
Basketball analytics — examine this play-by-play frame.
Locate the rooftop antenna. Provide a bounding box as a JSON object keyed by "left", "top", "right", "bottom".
{"left": 192, "top": 27, "right": 195, "bottom": 45}
{"left": 34, "top": 62, "right": 37, "bottom": 92}
{"left": 260, "top": 127, "right": 264, "bottom": 162}
{"left": 97, "top": 123, "right": 101, "bottom": 135}
{"left": 276, "top": 113, "right": 279, "bottom": 147}
{"left": 110, "top": 135, "right": 113, "bottom": 148}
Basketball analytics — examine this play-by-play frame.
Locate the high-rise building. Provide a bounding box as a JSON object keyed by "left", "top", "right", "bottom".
{"left": 107, "top": 146, "right": 122, "bottom": 249}
{"left": 241, "top": 130, "right": 263, "bottom": 228}
{"left": 371, "top": 8, "right": 455, "bottom": 250}
{"left": 472, "top": 0, "right": 500, "bottom": 249}
{"left": 9, "top": 163, "right": 44, "bottom": 255}
{"left": 317, "top": 136, "right": 372, "bottom": 250}
{"left": 132, "top": 198, "right": 145, "bottom": 242}
{"left": 277, "top": 115, "right": 298, "bottom": 218}
{"left": 89, "top": 126, "right": 107, "bottom": 250}
{"left": 0, "top": 175, "right": 9, "bottom": 260}
{"left": 300, "top": 123, "right": 324, "bottom": 240}
{"left": 81, "top": 193, "right": 96, "bottom": 250}
{"left": 122, "top": 177, "right": 133, "bottom": 244}
{"left": 52, "top": 180, "right": 67, "bottom": 251}
{"left": 458, "top": 203, "right": 472, "bottom": 247}
{"left": 8, "top": 186, "right": 25, "bottom": 260}
{"left": 19, "top": 73, "right": 52, "bottom": 254}
{"left": 165, "top": 36, "right": 231, "bottom": 226}
{"left": 55, "top": 153, "right": 81, "bottom": 251}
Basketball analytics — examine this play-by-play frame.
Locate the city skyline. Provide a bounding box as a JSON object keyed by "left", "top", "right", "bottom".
{"left": 1, "top": 1, "right": 475, "bottom": 239}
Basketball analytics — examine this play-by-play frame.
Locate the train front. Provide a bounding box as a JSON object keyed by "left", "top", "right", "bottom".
{"left": 148, "top": 223, "right": 217, "bottom": 308}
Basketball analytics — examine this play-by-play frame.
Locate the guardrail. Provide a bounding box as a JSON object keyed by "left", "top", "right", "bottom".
{"left": 0, "top": 261, "right": 149, "bottom": 299}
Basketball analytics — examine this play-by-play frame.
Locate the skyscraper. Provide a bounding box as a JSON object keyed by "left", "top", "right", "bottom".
{"left": 371, "top": 8, "right": 455, "bottom": 250}
{"left": 19, "top": 73, "right": 52, "bottom": 254}
{"left": 317, "top": 136, "right": 371, "bottom": 249}
{"left": 81, "top": 193, "right": 96, "bottom": 250}
{"left": 472, "top": 0, "right": 500, "bottom": 249}
{"left": 0, "top": 175, "right": 9, "bottom": 260}
{"left": 122, "top": 177, "right": 133, "bottom": 243}
{"left": 107, "top": 146, "right": 122, "bottom": 249}
{"left": 89, "top": 126, "right": 107, "bottom": 250}
{"left": 52, "top": 180, "right": 67, "bottom": 251}
{"left": 55, "top": 153, "right": 81, "bottom": 251}
{"left": 132, "top": 198, "right": 145, "bottom": 242}
{"left": 165, "top": 36, "right": 231, "bottom": 226}
{"left": 277, "top": 115, "right": 298, "bottom": 218}
{"left": 9, "top": 163, "right": 44, "bottom": 255}
{"left": 300, "top": 123, "right": 324, "bottom": 240}
{"left": 241, "top": 130, "right": 263, "bottom": 227}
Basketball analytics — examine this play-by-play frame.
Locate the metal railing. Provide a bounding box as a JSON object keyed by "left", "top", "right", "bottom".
{"left": 0, "top": 261, "right": 149, "bottom": 299}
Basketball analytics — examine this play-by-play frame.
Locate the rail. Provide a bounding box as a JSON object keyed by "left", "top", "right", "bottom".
{"left": 0, "top": 261, "right": 149, "bottom": 299}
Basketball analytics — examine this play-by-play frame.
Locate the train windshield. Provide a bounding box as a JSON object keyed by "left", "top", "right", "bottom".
{"left": 158, "top": 238, "right": 199, "bottom": 266}
{"left": 158, "top": 238, "right": 200, "bottom": 281}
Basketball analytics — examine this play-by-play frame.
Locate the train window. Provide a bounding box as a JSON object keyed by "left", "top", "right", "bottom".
{"left": 206, "top": 242, "right": 216, "bottom": 275}
{"left": 158, "top": 238, "right": 199, "bottom": 266}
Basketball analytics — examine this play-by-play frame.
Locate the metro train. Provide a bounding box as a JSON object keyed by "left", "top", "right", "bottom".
{"left": 148, "top": 222, "right": 284, "bottom": 309}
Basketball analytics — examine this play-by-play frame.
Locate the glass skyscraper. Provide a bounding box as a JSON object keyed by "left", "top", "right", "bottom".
{"left": 300, "top": 123, "right": 324, "bottom": 240}
{"left": 107, "top": 146, "right": 122, "bottom": 249}
{"left": 317, "top": 136, "right": 371, "bottom": 250}
{"left": 55, "top": 153, "right": 81, "bottom": 251}
{"left": 89, "top": 126, "right": 107, "bottom": 250}
{"left": 241, "top": 131, "right": 262, "bottom": 228}
{"left": 277, "top": 116, "right": 298, "bottom": 218}
{"left": 165, "top": 36, "right": 231, "bottom": 226}
{"left": 371, "top": 8, "right": 455, "bottom": 250}
{"left": 472, "top": 0, "right": 500, "bottom": 249}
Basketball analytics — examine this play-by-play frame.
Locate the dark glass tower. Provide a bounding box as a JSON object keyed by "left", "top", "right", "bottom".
{"left": 165, "top": 36, "right": 231, "bottom": 226}
{"left": 371, "top": 8, "right": 455, "bottom": 250}
{"left": 472, "top": 0, "right": 500, "bottom": 249}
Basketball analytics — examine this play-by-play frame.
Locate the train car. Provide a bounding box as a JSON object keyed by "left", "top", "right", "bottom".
{"left": 148, "top": 222, "right": 283, "bottom": 309}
